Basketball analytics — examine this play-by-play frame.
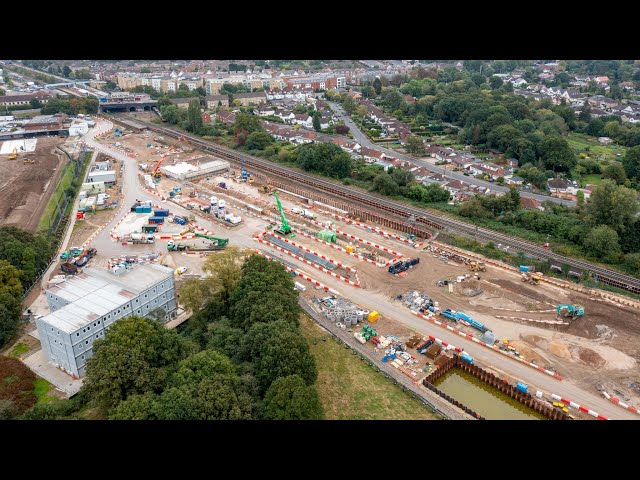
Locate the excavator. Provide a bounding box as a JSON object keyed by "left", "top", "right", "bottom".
{"left": 8, "top": 147, "right": 17, "bottom": 160}
{"left": 557, "top": 304, "right": 584, "bottom": 319}
{"left": 468, "top": 261, "right": 486, "bottom": 272}
{"left": 273, "top": 190, "right": 295, "bottom": 238}
{"left": 151, "top": 135, "right": 190, "bottom": 182}
{"left": 194, "top": 232, "right": 229, "bottom": 247}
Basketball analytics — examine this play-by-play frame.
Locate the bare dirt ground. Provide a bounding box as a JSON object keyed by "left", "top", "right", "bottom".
{"left": 0, "top": 136, "right": 66, "bottom": 233}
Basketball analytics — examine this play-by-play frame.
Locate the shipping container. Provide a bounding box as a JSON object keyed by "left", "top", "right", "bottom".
{"left": 153, "top": 208, "right": 169, "bottom": 217}
{"left": 148, "top": 216, "right": 165, "bottom": 224}
{"left": 173, "top": 216, "right": 186, "bottom": 225}
{"left": 516, "top": 382, "right": 528, "bottom": 394}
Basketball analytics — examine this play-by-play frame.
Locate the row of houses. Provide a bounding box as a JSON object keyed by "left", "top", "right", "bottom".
{"left": 359, "top": 99, "right": 413, "bottom": 142}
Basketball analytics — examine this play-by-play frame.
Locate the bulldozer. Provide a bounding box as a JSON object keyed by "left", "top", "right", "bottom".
{"left": 259, "top": 184, "right": 274, "bottom": 194}
{"left": 521, "top": 272, "right": 542, "bottom": 285}
{"left": 468, "top": 261, "right": 486, "bottom": 272}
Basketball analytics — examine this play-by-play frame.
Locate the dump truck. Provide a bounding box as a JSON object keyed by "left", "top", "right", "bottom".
{"left": 61, "top": 263, "right": 78, "bottom": 275}
{"left": 522, "top": 272, "right": 542, "bottom": 285}
{"left": 125, "top": 233, "right": 155, "bottom": 244}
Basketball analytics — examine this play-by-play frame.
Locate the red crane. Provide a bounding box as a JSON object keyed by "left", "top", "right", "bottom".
{"left": 152, "top": 135, "right": 190, "bottom": 180}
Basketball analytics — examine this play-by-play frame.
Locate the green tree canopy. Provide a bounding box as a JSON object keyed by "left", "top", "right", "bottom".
{"left": 586, "top": 180, "right": 639, "bottom": 235}
{"left": 108, "top": 392, "right": 158, "bottom": 420}
{"left": 255, "top": 330, "right": 317, "bottom": 393}
{"left": 583, "top": 225, "right": 622, "bottom": 262}
{"left": 623, "top": 145, "right": 640, "bottom": 180}
{"left": 263, "top": 375, "right": 323, "bottom": 420}
{"left": 245, "top": 131, "right": 273, "bottom": 150}
{"left": 82, "top": 316, "right": 195, "bottom": 407}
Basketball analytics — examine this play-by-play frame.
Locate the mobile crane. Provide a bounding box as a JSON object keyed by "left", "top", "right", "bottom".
{"left": 273, "top": 190, "right": 295, "bottom": 238}
{"left": 152, "top": 135, "right": 190, "bottom": 182}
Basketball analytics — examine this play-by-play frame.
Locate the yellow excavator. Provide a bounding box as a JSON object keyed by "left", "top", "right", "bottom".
{"left": 8, "top": 147, "right": 17, "bottom": 160}
{"left": 468, "top": 261, "right": 486, "bottom": 272}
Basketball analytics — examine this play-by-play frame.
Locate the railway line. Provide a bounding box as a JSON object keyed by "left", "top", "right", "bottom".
{"left": 108, "top": 114, "right": 640, "bottom": 295}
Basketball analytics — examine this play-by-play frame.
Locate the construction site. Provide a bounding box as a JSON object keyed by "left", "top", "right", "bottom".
{"left": 0, "top": 136, "right": 68, "bottom": 233}
{"left": 25, "top": 115, "right": 640, "bottom": 420}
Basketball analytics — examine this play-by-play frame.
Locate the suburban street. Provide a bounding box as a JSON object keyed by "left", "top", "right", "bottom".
{"left": 326, "top": 100, "right": 576, "bottom": 207}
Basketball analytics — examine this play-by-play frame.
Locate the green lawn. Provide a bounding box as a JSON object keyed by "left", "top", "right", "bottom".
{"left": 33, "top": 378, "right": 57, "bottom": 404}
{"left": 577, "top": 174, "right": 603, "bottom": 186}
{"left": 8, "top": 342, "right": 29, "bottom": 358}
{"left": 37, "top": 159, "right": 75, "bottom": 233}
{"left": 567, "top": 132, "right": 627, "bottom": 162}
{"left": 299, "top": 314, "right": 439, "bottom": 420}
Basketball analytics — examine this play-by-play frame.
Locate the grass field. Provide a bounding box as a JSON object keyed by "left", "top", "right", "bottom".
{"left": 299, "top": 314, "right": 439, "bottom": 420}
{"left": 8, "top": 342, "right": 29, "bottom": 358}
{"left": 37, "top": 159, "right": 75, "bottom": 233}
{"left": 33, "top": 378, "right": 57, "bottom": 404}
{"left": 567, "top": 132, "right": 627, "bottom": 162}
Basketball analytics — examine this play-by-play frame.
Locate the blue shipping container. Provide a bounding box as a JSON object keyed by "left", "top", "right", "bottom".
{"left": 154, "top": 209, "right": 169, "bottom": 217}
{"left": 519, "top": 265, "right": 529, "bottom": 272}
{"left": 148, "top": 216, "right": 165, "bottom": 224}
{"left": 173, "top": 217, "right": 186, "bottom": 225}
{"left": 135, "top": 205, "right": 152, "bottom": 213}
{"left": 516, "top": 382, "right": 528, "bottom": 393}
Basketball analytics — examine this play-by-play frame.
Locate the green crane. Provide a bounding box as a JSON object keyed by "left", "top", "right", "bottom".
{"left": 273, "top": 190, "right": 295, "bottom": 238}
{"left": 194, "top": 233, "right": 229, "bottom": 247}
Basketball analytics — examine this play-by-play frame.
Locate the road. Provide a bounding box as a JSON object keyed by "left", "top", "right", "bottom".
{"left": 326, "top": 101, "right": 576, "bottom": 207}
{"left": 85, "top": 120, "right": 635, "bottom": 419}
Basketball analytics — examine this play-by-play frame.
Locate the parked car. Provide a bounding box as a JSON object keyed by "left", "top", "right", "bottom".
{"left": 175, "top": 266, "right": 188, "bottom": 275}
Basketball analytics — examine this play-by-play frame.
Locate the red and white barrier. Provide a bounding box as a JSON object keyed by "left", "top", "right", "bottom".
{"left": 146, "top": 187, "right": 167, "bottom": 202}
{"left": 268, "top": 232, "right": 356, "bottom": 272}
{"left": 602, "top": 391, "right": 640, "bottom": 415}
{"left": 189, "top": 222, "right": 215, "bottom": 235}
{"left": 254, "top": 237, "right": 360, "bottom": 287}
{"left": 427, "top": 335, "right": 463, "bottom": 353}
{"left": 412, "top": 310, "right": 563, "bottom": 380}
{"left": 551, "top": 394, "right": 608, "bottom": 420}
{"left": 291, "top": 228, "right": 387, "bottom": 267}
{"left": 318, "top": 210, "right": 429, "bottom": 246}
{"left": 252, "top": 250, "right": 340, "bottom": 295}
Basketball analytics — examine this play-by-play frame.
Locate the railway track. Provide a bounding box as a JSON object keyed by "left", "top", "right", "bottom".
{"left": 109, "top": 114, "right": 640, "bottom": 295}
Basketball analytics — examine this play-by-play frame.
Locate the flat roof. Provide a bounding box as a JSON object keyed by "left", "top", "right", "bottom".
{"left": 161, "top": 159, "right": 228, "bottom": 175}
{"left": 42, "top": 264, "right": 173, "bottom": 334}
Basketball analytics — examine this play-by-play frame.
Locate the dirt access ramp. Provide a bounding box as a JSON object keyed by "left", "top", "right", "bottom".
{"left": 0, "top": 136, "right": 67, "bottom": 233}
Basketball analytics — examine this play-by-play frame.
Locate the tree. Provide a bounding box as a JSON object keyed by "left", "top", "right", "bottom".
{"left": 187, "top": 99, "right": 203, "bottom": 133}
{"left": 62, "top": 65, "right": 72, "bottom": 78}
{"left": 624, "top": 252, "right": 640, "bottom": 275}
{"left": 238, "top": 320, "right": 297, "bottom": 362}
{"left": 108, "top": 392, "right": 158, "bottom": 420}
{"left": 405, "top": 135, "right": 425, "bottom": 155}
{"left": 179, "top": 278, "right": 210, "bottom": 314}
{"left": 206, "top": 320, "right": 245, "bottom": 361}
{"left": 578, "top": 102, "right": 592, "bottom": 123}
{"left": 245, "top": 131, "right": 273, "bottom": 150}
{"left": 373, "top": 77, "right": 382, "bottom": 95}
{"left": 0, "top": 260, "right": 23, "bottom": 298}
{"left": 263, "top": 375, "right": 323, "bottom": 420}
{"left": 342, "top": 96, "right": 357, "bottom": 115}
{"left": 155, "top": 375, "right": 253, "bottom": 420}
{"left": 312, "top": 111, "right": 321, "bottom": 131}
{"left": 602, "top": 162, "right": 627, "bottom": 185}
{"left": 583, "top": 225, "right": 622, "bottom": 262}
{"left": 586, "top": 180, "right": 639, "bottom": 235}
{"left": 538, "top": 135, "right": 576, "bottom": 172}
{"left": 0, "top": 292, "right": 21, "bottom": 349}
{"left": 296, "top": 143, "right": 352, "bottom": 179}
{"left": 233, "top": 113, "right": 263, "bottom": 142}
{"left": 489, "top": 76, "right": 503, "bottom": 89}
{"left": 255, "top": 330, "right": 317, "bottom": 393}
{"left": 29, "top": 99, "right": 42, "bottom": 109}
{"left": 201, "top": 247, "right": 245, "bottom": 303}
{"left": 82, "top": 316, "right": 195, "bottom": 407}
{"left": 372, "top": 173, "right": 400, "bottom": 196}
{"left": 335, "top": 124, "right": 350, "bottom": 135}
{"left": 623, "top": 145, "right": 640, "bottom": 180}
{"left": 507, "top": 187, "right": 521, "bottom": 211}
{"left": 169, "top": 349, "right": 235, "bottom": 387}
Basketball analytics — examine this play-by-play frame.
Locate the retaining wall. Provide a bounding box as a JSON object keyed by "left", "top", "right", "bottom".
{"left": 423, "top": 355, "right": 567, "bottom": 421}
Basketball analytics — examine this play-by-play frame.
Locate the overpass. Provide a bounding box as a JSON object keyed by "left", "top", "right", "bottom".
{"left": 98, "top": 100, "right": 158, "bottom": 113}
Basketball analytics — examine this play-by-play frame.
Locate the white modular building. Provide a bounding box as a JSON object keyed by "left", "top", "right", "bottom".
{"left": 36, "top": 264, "right": 177, "bottom": 378}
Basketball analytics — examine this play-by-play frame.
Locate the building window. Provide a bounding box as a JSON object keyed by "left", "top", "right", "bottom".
{"left": 81, "top": 355, "right": 85, "bottom": 360}
{"left": 77, "top": 332, "right": 80, "bottom": 336}
{"left": 93, "top": 323, "right": 96, "bottom": 327}
{"left": 135, "top": 299, "right": 139, "bottom": 303}
{"left": 118, "top": 310, "right": 121, "bottom": 314}
{"left": 98, "top": 320, "right": 101, "bottom": 325}
{"left": 144, "top": 294, "right": 147, "bottom": 299}
{"left": 86, "top": 340, "right": 89, "bottom": 345}
{"left": 83, "top": 328, "right": 85, "bottom": 333}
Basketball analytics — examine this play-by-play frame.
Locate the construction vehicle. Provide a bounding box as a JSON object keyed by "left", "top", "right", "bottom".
{"left": 167, "top": 239, "right": 225, "bottom": 252}
{"left": 194, "top": 232, "right": 229, "bottom": 247}
{"left": 468, "top": 261, "right": 486, "bottom": 272}
{"left": 557, "top": 304, "right": 584, "bottom": 319}
{"left": 8, "top": 147, "right": 17, "bottom": 160}
{"left": 124, "top": 233, "right": 155, "bottom": 244}
{"left": 521, "top": 272, "right": 542, "bottom": 285}
{"left": 23, "top": 155, "right": 35, "bottom": 164}
{"left": 188, "top": 190, "right": 196, "bottom": 198}
{"left": 61, "top": 263, "right": 78, "bottom": 275}
{"left": 151, "top": 135, "right": 190, "bottom": 182}
{"left": 259, "top": 184, "right": 274, "bottom": 194}
{"left": 273, "top": 190, "right": 295, "bottom": 238}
